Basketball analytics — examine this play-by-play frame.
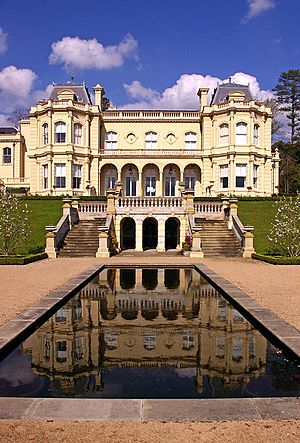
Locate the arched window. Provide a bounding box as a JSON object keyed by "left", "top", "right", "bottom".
{"left": 145, "top": 131, "right": 157, "bottom": 149}
{"left": 253, "top": 124, "right": 259, "bottom": 145}
{"left": 74, "top": 123, "right": 82, "bottom": 144}
{"left": 3, "top": 147, "right": 11, "bottom": 164}
{"left": 105, "top": 168, "right": 117, "bottom": 193}
{"left": 105, "top": 131, "right": 118, "bottom": 149}
{"left": 55, "top": 122, "right": 66, "bottom": 143}
{"left": 42, "top": 123, "right": 48, "bottom": 145}
{"left": 219, "top": 123, "right": 229, "bottom": 146}
{"left": 236, "top": 122, "right": 247, "bottom": 145}
{"left": 185, "top": 132, "right": 197, "bottom": 149}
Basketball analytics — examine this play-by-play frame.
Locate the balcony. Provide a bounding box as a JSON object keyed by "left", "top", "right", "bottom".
{"left": 99, "top": 148, "right": 202, "bottom": 159}
{"left": 103, "top": 110, "right": 200, "bottom": 120}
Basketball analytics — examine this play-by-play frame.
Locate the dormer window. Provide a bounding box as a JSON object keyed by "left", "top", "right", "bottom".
{"left": 55, "top": 122, "right": 66, "bottom": 143}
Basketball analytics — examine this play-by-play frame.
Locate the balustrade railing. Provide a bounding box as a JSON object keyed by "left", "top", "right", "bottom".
{"left": 78, "top": 201, "right": 107, "bottom": 214}
{"left": 194, "top": 201, "right": 223, "bottom": 214}
{"left": 118, "top": 197, "right": 183, "bottom": 209}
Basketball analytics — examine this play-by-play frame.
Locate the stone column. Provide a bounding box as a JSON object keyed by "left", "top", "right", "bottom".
{"left": 45, "top": 225, "right": 57, "bottom": 258}
{"left": 190, "top": 231, "right": 204, "bottom": 258}
{"left": 96, "top": 232, "right": 110, "bottom": 258}
{"left": 157, "top": 218, "right": 165, "bottom": 252}
{"left": 135, "top": 218, "right": 143, "bottom": 252}
{"left": 138, "top": 170, "right": 143, "bottom": 196}
{"left": 85, "top": 115, "right": 90, "bottom": 147}
{"left": 159, "top": 170, "right": 163, "bottom": 196}
{"left": 242, "top": 226, "right": 255, "bottom": 258}
{"left": 107, "top": 192, "right": 116, "bottom": 214}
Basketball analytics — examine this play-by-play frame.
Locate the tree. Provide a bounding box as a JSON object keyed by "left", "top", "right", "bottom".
{"left": 264, "top": 98, "right": 283, "bottom": 139}
{"left": 272, "top": 69, "right": 300, "bottom": 144}
{"left": 7, "top": 107, "right": 30, "bottom": 127}
{"left": 0, "top": 190, "right": 30, "bottom": 255}
{"left": 268, "top": 196, "right": 300, "bottom": 257}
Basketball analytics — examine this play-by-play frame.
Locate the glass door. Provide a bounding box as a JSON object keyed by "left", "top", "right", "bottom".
{"left": 165, "top": 176, "right": 176, "bottom": 196}
{"left": 125, "top": 176, "right": 137, "bottom": 196}
{"left": 145, "top": 176, "right": 156, "bottom": 196}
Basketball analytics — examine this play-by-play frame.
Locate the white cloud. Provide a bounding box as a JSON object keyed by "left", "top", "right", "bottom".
{"left": 121, "top": 72, "right": 273, "bottom": 109}
{"left": 0, "top": 28, "right": 7, "bottom": 54}
{"left": 0, "top": 114, "right": 11, "bottom": 126}
{"left": 49, "top": 34, "right": 138, "bottom": 70}
{"left": 243, "top": 0, "right": 276, "bottom": 22}
{"left": 0, "top": 65, "right": 52, "bottom": 116}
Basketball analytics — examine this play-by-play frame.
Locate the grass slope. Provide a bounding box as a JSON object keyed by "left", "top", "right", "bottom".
{"left": 20, "top": 200, "right": 62, "bottom": 253}
{"left": 238, "top": 201, "right": 276, "bottom": 254}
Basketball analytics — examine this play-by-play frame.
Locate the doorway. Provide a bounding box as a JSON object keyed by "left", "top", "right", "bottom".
{"left": 143, "top": 218, "right": 158, "bottom": 250}
{"left": 120, "top": 217, "right": 136, "bottom": 250}
{"left": 165, "top": 217, "right": 180, "bottom": 250}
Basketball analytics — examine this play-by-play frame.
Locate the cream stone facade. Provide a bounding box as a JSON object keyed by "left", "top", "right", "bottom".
{"left": 0, "top": 80, "right": 280, "bottom": 197}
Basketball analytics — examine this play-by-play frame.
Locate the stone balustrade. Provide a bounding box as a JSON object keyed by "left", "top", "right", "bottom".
{"left": 78, "top": 201, "right": 107, "bottom": 219}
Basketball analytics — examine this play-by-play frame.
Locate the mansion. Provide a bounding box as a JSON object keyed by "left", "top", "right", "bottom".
{"left": 0, "top": 80, "right": 280, "bottom": 198}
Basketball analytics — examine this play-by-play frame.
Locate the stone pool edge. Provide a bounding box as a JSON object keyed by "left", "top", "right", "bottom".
{"left": 194, "top": 263, "right": 300, "bottom": 361}
{"left": 0, "top": 397, "right": 300, "bottom": 421}
{"left": 0, "top": 263, "right": 105, "bottom": 360}
{"left": 0, "top": 261, "right": 300, "bottom": 422}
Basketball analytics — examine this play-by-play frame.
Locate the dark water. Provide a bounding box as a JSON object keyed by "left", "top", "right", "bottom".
{"left": 0, "top": 268, "right": 299, "bottom": 399}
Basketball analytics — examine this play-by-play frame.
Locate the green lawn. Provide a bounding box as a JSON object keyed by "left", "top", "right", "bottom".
{"left": 238, "top": 201, "right": 276, "bottom": 254}
{"left": 20, "top": 200, "right": 62, "bottom": 253}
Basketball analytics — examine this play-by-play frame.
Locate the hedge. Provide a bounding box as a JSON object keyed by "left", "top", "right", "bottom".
{"left": 0, "top": 252, "right": 48, "bottom": 265}
{"left": 19, "top": 195, "right": 107, "bottom": 201}
{"left": 252, "top": 253, "right": 300, "bottom": 265}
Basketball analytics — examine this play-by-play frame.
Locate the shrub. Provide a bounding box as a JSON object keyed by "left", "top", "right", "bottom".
{"left": 268, "top": 195, "right": 300, "bottom": 257}
{"left": 0, "top": 252, "right": 48, "bottom": 265}
{"left": 252, "top": 253, "right": 300, "bottom": 265}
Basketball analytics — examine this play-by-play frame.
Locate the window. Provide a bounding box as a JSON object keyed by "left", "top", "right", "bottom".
{"left": 104, "top": 331, "right": 118, "bottom": 349}
{"left": 182, "top": 331, "right": 194, "bottom": 350}
{"left": 248, "top": 336, "right": 256, "bottom": 358}
{"left": 253, "top": 124, "right": 259, "bottom": 145}
{"left": 144, "top": 329, "right": 156, "bottom": 350}
{"left": 42, "top": 164, "right": 48, "bottom": 189}
{"left": 74, "top": 123, "right": 82, "bottom": 144}
{"left": 184, "top": 176, "right": 196, "bottom": 191}
{"left": 219, "top": 123, "right": 229, "bottom": 146}
{"left": 55, "top": 122, "right": 66, "bottom": 143}
{"left": 215, "top": 337, "right": 225, "bottom": 358}
{"left": 73, "top": 164, "right": 82, "bottom": 189}
{"left": 232, "top": 309, "right": 244, "bottom": 322}
{"left": 185, "top": 132, "right": 197, "bottom": 149}
{"left": 73, "top": 300, "right": 82, "bottom": 320}
{"left": 253, "top": 165, "right": 259, "bottom": 189}
{"left": 165, "top": 175, "right": 176, "bottom": 196}
{"left": 232, "top": 338, "right": 243, "bottom": 362}
{"left": 42, "top": 123, "right": 48, "bottom": 145}
{"left": 145, "top": 131, "right": 157, "bottom": 149}
{"left": 217, "top": 300, "right": 227, "bottom": 320}
{"left": 54, "top": 163, "right": 66, "bottom": 188}
{"left": 74, "top": 337, "right": 84, "bottom": 360}
{"left": 44, "top": 338, "right": 50, "bottom": 360}
{"left": 3, "top": 147, "right": 11, "bottom": 164}
{"left": 125, "top": 176, "right": 137, "bottom": 196}
{"left": 236, "top": 122, "right": 247, "bottom": 145}
{"left": 220, "top": 165, "right": 228, "bottom": 189}
{"left": 106, "top": 169, "right": 117, "bottom": 193}
{"left": 236, "top": 164, "right": 247, "bottom": 188}
{"left": 56, "top": 340, "right": 67, "bottom": 362}
{"left": 145, "top": 176, "right": 156, "bottom": 196}
{"left": 55, "top": 307, "right": 67, "bottom": 322}
{"left": 105, "top": 131, "right": 118, "bottom": 149}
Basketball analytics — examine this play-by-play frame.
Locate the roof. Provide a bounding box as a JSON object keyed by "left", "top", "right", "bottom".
{"left": 210, "top": 81, "right": 253, "bottom": 105}
{"left": 48, "top": 81, "right": 92, "bottom": 105}
{"left": 0, "top": 127, "right": 18, "bottom": 135}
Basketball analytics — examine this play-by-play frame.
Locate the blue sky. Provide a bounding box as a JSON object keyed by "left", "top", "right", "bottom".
{"left": 0, "top": 0, "right": 299, "bottom": 121}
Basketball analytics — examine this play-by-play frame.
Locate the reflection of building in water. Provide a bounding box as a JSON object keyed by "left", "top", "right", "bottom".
{"left": 23, "top": 269, "right": 267, "bottom": 395}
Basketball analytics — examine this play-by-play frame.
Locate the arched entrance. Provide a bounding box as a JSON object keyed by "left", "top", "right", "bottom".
{"left": 165, "top": 217, "right": 180, "bottom": 250}
{"left": 143, "top": 218, "right": 158, "bottom": 250}
{"left": 120, "top": 217, "right": 136, "bottom": 250}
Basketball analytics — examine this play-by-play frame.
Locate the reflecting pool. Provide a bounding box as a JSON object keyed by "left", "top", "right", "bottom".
{"left": 0, "top": 268, "right": 300, "bottom": 398}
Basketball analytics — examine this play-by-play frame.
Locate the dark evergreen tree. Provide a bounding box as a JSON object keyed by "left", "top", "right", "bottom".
{"left": 272, "top": 70, "right": 300, "bottom": 193}
{"left": 272, "top": 69, "right": 300, "bottom": 144}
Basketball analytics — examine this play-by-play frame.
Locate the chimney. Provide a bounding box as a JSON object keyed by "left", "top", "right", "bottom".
{"left": 93, "top": 84, "right": 105, "bottom": 109}
{"left": 197, "top": 87, "right": 209, "bottom": 111}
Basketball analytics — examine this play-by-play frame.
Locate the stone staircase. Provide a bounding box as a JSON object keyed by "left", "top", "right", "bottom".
{"left": 194, "top": 218, "right": 241, "bottom": 257}
{"left": 59, "top": 218, "right": 107, "bottom": 257}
